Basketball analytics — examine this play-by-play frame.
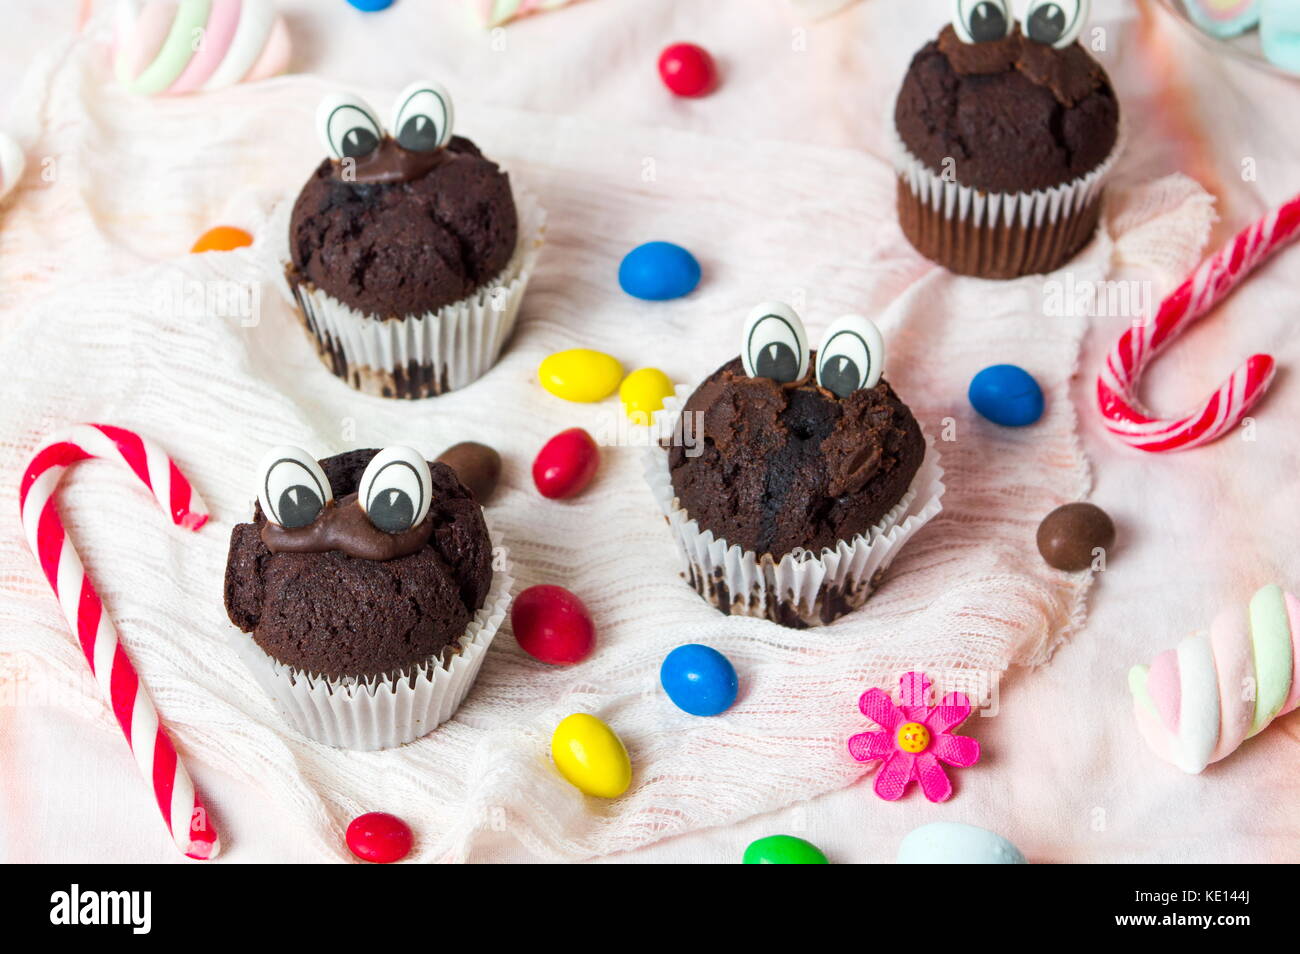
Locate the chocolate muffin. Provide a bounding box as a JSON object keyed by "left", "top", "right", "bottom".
{"left": 283, "top": 81, "right": 542, "bottom": 399}
{"left": 892, "top": 2, "right": 1121, "bottom": 278}
{"left": 649, "top": 303, "right": 942, "bottom": 628}
{"left": 668, "top": 357, "right": 924, "bottom": 559}
{"left": 225, "top": 447, "right": 493, "bottom": 681}
{"left": 286, "top": 136, "right": 517, "bottom": 319}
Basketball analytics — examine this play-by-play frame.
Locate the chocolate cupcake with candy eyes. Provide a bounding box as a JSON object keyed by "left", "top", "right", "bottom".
{"left": 224, "top": 444, "right": 512, "bottom": 750}
{"left": 892, "top": 0, "right": 1121, "bottom": 279}
{"left": 283, "top": 80, "right": 545, "bottom": 399}
{"left": 644, "top": 302, "right": 944, "bottom": 628}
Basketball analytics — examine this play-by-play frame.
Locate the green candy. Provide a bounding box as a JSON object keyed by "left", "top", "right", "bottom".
{"left": 743, "top": 835, "right": 828, "bottom": 864}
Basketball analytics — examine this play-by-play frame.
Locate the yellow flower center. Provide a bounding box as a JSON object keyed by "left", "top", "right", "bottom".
{"left": 896, "top": 722, "right": 931, "bottom": 754}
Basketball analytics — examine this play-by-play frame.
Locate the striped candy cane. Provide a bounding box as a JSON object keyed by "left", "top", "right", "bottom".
{"left": 18, "top": 424, "right": 220, "bottom": 860}
{"left": 1096, "top": 194, "right": 1300, "bottom": 453}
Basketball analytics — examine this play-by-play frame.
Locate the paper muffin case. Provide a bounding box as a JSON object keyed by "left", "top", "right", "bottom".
{"left": 230, "top": 548, "right": 514, "bottom": 751}
{"left": 285, "top": 188, "right": 545, "bottom": 399}
{"left": 890, "top": 120, "right": 1124, "bottom": 280}
{"left": 644, "top": 387, "right": 945, "bottom": 628}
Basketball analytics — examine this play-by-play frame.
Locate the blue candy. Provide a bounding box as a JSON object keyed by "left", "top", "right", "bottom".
{"left": 618, "top": 242, "right": 701, "bottom": 301}
{"left": 660, "top": 644, "right": 738, "bottom": 717}
{"left": 968, "top": 364, "right": 1044, "bottom": 427}
{"left": 346, "top": 0, "right": 394, "bottom": 11}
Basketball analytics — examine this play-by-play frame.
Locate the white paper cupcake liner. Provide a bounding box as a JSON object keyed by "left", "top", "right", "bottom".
{"left": 888, "top": 119, "right": 1124, "bottom": 231}
{"left": 285, "top": 187, "right": 545, "bottom": 399}
{"left": 231, "top": 545, "right": 514, "bottom": 750}
{"left": 645, "top": 386, "right": 945, "bottom": 627}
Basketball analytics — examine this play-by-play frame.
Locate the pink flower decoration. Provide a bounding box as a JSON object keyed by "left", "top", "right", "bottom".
{"left": 847, "top": 671, "right": 980, "bottom": 803}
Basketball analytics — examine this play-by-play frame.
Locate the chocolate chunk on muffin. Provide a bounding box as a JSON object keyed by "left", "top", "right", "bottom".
{"left": 225, "top": 448, "right": 493, "bottom": 680}
{"left": 892, "top": 3, "right": 1121, "bottom": 278}
{"left": 668, "top": 356, "right": 924, "bottom": 559}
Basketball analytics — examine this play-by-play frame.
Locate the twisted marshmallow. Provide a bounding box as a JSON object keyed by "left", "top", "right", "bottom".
{"left": 1129, "top": 584, "right": 1300, "bottom": 774}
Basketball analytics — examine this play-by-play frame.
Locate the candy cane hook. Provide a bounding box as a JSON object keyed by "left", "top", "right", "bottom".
{"left": 18, "top": 424, "right": 220, "bottom": 860}
{"left": 1096, "top": 194, "right": 1300, "bottom": 453}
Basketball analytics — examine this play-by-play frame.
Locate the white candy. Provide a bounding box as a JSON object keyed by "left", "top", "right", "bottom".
{"left": 390, "top": 81, "right": 455, "bottom": 153}
{"left": 1024, "top": 0, "right": 1090, "bottom": 48}
{"left": 358, "top": 446, "right": 433, "bottom": 534}
{"left": 317, "top": 92, "right": 384, "bottom": 161}
{"left": 741, "top": 301, "right": 809, "bottom": 384}
{"left": 816, "top": 314, "right": 885, "bottom": 396}
{"left": 951, "top": 0, "right": 1013, "bottom": 44}
{"left": 257, "top": 445, "right": 332, "bottom": 529}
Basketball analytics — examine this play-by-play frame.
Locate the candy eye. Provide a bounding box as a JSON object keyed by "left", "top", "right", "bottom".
{"left": 257, "top": 446, "right": 332, "bottom": 529}
{"left": 952, "top": 0, "right": 1014, "bottom": 43}
{"left": 316, "top": 93, "right": 384, "bottom": 161}
{"left": 358, "top": 446, "right": 432, "bottom": 534}
{"left": 1024, "top": 0, "right": 1088, "bottom": 48}
{"left": 742, "top": 301, "right": 810, "bottom": 384}
{"left": 815, "top": 315, "right": 885, "bottom": 398}
{"left": 390, "top": 81, "right": 454, "bottom": 153}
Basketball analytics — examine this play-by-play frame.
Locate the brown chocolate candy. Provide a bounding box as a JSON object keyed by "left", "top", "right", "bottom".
{"left": 437, "top": 442, "right": 501, "bottom": 504}
{"left": 1036, "top": 502, "right": 1115, "bottom": 572}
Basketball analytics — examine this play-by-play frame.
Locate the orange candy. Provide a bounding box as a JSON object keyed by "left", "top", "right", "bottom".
{"left": 191, "top": 226, "right": 253, "bottom": 254}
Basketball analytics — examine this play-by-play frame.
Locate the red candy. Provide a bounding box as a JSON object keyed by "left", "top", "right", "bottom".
{"left": 511, "top": 585, "right": 596, "bottom": 665}
{"left": 658, "top": 43, "right": 717, "bottom": 97}
{"left": 346, "top": 812, "right": 413, "bottom": 864}
{"left": 532, "top": 427, "right": 599, "bottom": 499}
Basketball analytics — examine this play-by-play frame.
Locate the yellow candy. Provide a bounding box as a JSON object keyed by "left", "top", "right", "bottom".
{"left": 619, "top": 367, "right": 674, "bottom": 424}
{"left": 539, "top": 349, "right": 624, "bottom": 403}
{"left": 551, "top": 713, "right": 632, "bottom": 798}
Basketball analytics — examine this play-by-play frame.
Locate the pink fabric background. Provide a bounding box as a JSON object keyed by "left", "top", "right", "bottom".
{"left": 0, "top": 0, "right": 1297, "bottom": 863}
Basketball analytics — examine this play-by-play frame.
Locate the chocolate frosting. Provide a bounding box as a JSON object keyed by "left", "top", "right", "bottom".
{"left": 667, "top": 356, "right": 925, "bottom": 559}
{"left": 343, "top": 136, "right": 450, "bottom": 185}
{"left": 260, "top": 493, "right": 434, "bottom": 561}
{"left": 894, "top": 23, "right": 1119, "bottom": 194}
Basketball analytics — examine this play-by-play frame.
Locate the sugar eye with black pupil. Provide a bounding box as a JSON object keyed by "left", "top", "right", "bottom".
{"left": 390, "top": 81, "right": 454, "bottom": 154}
{"left": 953, "top": 0, "right": 1013, "bottom": 44}
{"left": 257, "top": 446, "right": 333, "bottom": 529}
{"left": 358, "top": 446, "right": 433, "bottom": 535}
{"left": 1025, "top": 0, "right": 1088, "bottom": 48}
{"left": 741, "top": 301, "right": 810, "bottom": 384}
{"left": 815, "top": 315, "right": 885, "bottom": 398}
{"left": 316, "top": 93, "right": 384, "bottom": 162}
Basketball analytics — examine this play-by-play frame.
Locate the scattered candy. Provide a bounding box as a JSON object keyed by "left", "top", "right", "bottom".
{"left": 551, "top": 713, "right": 632, "bottom": 798}
{"left": 345, "top": 812, "right": 413, "bottom": 863}
{"left": 1130, "top": 583, "right": 1300, "bottom": 774}
{"left": 0, "top": 132, "right": 24, "bottom": 200}
{"left": 511, "top": 584, "right": 596, "bottom": 665}
{"left": 114, "top": 0, "right": 292, "bottom": 97}
{"left": 191, "top": 225, "right": 253, "bottom": 253}
{"left": 347, "top": 0, "right": 395, "bottom": 10}
{"left": 1097, "top": 194, "right": 1299, "bottom": 452}
{"left": 1185, "top": 0, "right": 1259, "bottom": 38}
{"left": 897, "top": 822, "right": 1027, "bottom": 864}
{"left": 533, "top": 428, "right": 599, "bottom": 499}
{"left": 1036, "top": 502, "right": 1114, "bottom": 572}
{"left": 619, "top": 367, "right": 674, "bottom": 423}
{"left": 658, "top": 42, "right": 717, "bottom": 97}
{"left": 968, "top": 364, "right": 1044, "bottom": 427}
{"left": 1262, "top": 0, "right": 1300, "bottom": 73}
{"left": 618, "top": 241, "right": 701, "bottom": 301}
{"left": 660, "top": 644, "right": 738, "bottom": 716}
{"left": 436, "top": 441, "right": 502, "bottom": 504}
{"left": 538, "top": 348, "right": 624, "bottom": 403}
{"left": 743, "top": 835, "right": 829, "bottom": 864}
{"left": 847, "top": 672, "right": 980, "bottom": 803}
{"left": 18, "top": 424, "right": 218, "bottom": 859}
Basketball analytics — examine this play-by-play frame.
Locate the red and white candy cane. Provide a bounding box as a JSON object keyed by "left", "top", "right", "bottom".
{"left": 1097, "top": 193, "right": 1300, "bottom": 452}
{"left": 18, "top": 424, "right": 220, "bottom": 860}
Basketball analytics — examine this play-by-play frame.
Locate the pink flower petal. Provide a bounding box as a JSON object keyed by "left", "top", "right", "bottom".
{"left": 859, "top": 687, "right": 903, "bottom": 731}
{"left": 847, "top": 730, "right": 894, "bottom": 763}
{"left": 932, "top": 731, "right": 981, "bottom": 768}
{"left": 926, "top": 692, "right": 973, "bottom": 733}
{"left": 915, "top": 752, "right": 953, "bottom": 802}
{"left": 872, "top": 751, "right": 915, "bottom": 801}
{"left": 897, "top": 671, "right": 932, "bottom": 707}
